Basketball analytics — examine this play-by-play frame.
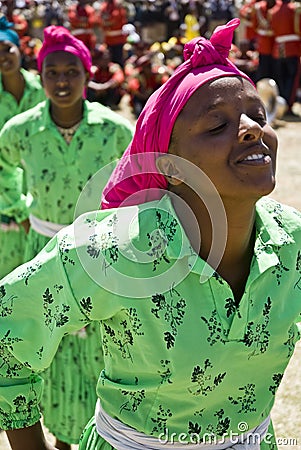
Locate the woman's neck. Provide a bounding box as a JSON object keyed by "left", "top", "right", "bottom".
{"left": 171, "top": 190, "right": 257, "bottom": 302}
{"left": 50, "top": 102, "right": 84, "bottom": 128}
{"left": 2, "top": 70, "right": 25, "bottom": 103}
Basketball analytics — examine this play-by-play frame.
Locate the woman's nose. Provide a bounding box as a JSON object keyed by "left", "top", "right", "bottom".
{"left": 238, "top": 114, "right": 264, "bottom": 143}
{"left": 56, "top": 73, "right": 68, "bottom": 85}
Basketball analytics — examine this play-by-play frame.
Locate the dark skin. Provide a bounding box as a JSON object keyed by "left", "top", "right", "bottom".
{"left": 157, "top": 77, "right": 278, "bottom": 303}
{"left": 4, "top": 76, "right": 278, "bottom": 448}
{"left": 40, "top": 50, "right": 89, "bottom": 128}
{"left": 6, "top": 421, "right": 57, "bottom": 449}
{"left": 0, "top": 40, "right": 25, "bottom": 103}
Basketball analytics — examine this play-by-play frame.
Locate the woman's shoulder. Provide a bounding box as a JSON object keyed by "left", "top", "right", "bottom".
{"left": 21, "top": 68, "right": 43, "bottom": 90}
{"left": 256, "top": 196, "right": 301, "bottom": 241}
{"left": 0, "top": 100, "right": 47, "bottom": 136}
{"left": 84, "top": 100, "right": 134, "bottom": 131}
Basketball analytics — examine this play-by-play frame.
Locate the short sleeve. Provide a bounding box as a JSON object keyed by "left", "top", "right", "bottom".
{"left": 0, "top": 232, "right": 91, "bottom": 429}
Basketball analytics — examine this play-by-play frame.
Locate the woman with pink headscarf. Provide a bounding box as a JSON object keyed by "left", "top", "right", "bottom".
{"left": 0, "top": 18, "right": 300, "bottom": 450}
{"left": 0, "top": 24, "right": 133, "bottom": 450}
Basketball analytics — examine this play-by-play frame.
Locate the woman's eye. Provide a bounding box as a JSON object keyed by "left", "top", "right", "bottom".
{"left": 209, "top": 123, "right": 227, "bottom": 133}
{"left": 255, "top": 115, "right": 267, "bottom": 126}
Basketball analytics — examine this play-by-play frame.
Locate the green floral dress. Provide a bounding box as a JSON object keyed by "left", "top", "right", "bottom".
{"left": 0, "top": 68, "right": 46, "bottom": 278}
{"left": 0, "top": 195, "right": 300, "bottom": 449}
{"left": 0, "top": 98, "right": 134, "bottom": 443}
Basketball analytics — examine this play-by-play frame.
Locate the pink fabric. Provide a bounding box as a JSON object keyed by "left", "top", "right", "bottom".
{"left": 37, "top": 25, "right": 92, "bottom": 74}
{"left": 101, "top": 18, "right": 255, "bottom": 210}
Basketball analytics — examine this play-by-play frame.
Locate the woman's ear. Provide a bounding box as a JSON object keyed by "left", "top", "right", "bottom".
{"left": 156, "top": 154, "right": 183, "bottom": 186}
{"left": 85, "top": 71, "right": 90, "bottom": 86}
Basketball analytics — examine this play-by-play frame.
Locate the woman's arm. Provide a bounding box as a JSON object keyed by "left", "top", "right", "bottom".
{"left": 6, "top": 421, "right": 57, "bottom": 450}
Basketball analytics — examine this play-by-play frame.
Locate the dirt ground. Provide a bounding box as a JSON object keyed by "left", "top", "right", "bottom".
{"left": 0, "top": 98, "right": 301, "bottom": 449}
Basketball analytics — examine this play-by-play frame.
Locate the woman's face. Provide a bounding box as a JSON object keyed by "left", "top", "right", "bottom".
{"left": 41, "top": 51, "right": 89, "bottom": 109}
{"left": 0, "top": 40, "right": 21, "bottom": 74}
{"left": 168, "top": 76, "right": 278, "bottom": 203}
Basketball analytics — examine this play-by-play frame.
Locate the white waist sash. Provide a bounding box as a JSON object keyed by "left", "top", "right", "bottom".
{"left": 95, "top": 399, "right": 270, "bottom": 450}
{"left": 29, "top": 214, "right": 66, "bottom": 238}
{"left": 275, "top": 34, "right": 300, "bottom": 43}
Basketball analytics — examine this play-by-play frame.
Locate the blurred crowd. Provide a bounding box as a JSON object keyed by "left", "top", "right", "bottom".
{"left": 1, "top": 0, "right": 301, "bottom": 119}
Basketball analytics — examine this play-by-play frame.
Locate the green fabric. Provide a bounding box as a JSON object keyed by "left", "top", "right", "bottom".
{"left": 0, "top": 195, "right": 300, "bottom": 448}
{"left": 0, "top": 68, "right": 45, "bottom": 130}
{"left": 0, "top": 223, "right": 27, "bottom": 278}
{"left": 0, "top": 98, "right": 134, "bottom": 442}
{"left": 0, "top": 68, "right": 46, "bottom": 278}
{"left": 0, "top": 99, "right": 134, "bottom": 224}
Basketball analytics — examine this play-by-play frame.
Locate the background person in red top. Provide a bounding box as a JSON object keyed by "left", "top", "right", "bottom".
{"left": 126, "top": 53, "right": 169, "bottom": 118}
{"left": 67, "top": 0, "right": 98, "bottom": 51}
{"left": 270, "top": 0, "right": 301, "bottom": 114}
{"left": 2, "top": 0, "right": 28, "bottom": 38}
{"left": 98, "top": 0, "right": 128, "bottom": 67}
{"left": 239, "top": 0, "right": 258, "bottom": 48}
{"left": 251, "top": 0, "right": 277, "bottom": 81}
{"left": 87, "top": 43, "right": 125, "bottom": 108}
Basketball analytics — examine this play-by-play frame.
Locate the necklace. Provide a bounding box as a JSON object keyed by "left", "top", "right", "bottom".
{"left": 56, "top": 120, "right": 82, "bottom": 144}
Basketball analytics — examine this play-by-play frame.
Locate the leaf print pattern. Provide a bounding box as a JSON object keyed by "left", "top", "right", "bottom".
{"left": 151, "top": 405, "right": 172, "bottom": 434}
{"left": 224, "top": 297, "right": 241, "bottom": 318}
{"left": 36, "top": 346, "right": 44, "bottom": 360}
{"left": 212, "top": 272, "right": 225, "bottom": 285}
{"left": 42, "top": 287, "right": 70, "bottom": 332}
{"left": 228, "top": 384, "right": 256, "bottom": 413}
{"left": 0, "top": 286, "right": 17, "bottom": 317}
{"left": 188, "top": 421, "right": 202, "bottom": 438}
{"left": 102, "top": 308, "right": 144, "bottom": 361}
{"left": 271, "top": 257, "right": 290, "bottom": 285}
{"left": 268, "top": 373, "right": 283, "bottom": 395}
{"left": 146, "top": 210, "right": 178, "bottom": 271}
{"left": 18, "top": 261, "right": 42, "bottom": 285}
{"left": 158, "top": 360, "right": 173, "bottom": 384}
{"left": 151, "top": 285, "right": 186, "bottom": 349}
{"left": 188, "top": 358, "right": 226, "bottom": 396}
{"left": 0, "top": 331, "right": 24, "bottom": 377}
{"left": 189, "top": 409, "right": 231, "bottom": 440}
{"left": 147, "top": 229, "right": 169, "bottom": 271}
{"left": 242, "top": 297, "right": 272, "bottom": 358}
{"left": 294, "top": 251, "right": 301, "bottom": 290}
{"left": 59, "top": 234, "right": 75, "bottom": 266}
{"left": 119, "top": 389, "right": 145, "bottom": 413}
{"left": 0, "top": 381, "right": 40, "bottom": 429}
{"left": 283, "top": 325, "right": 297, "bottom": 358}
{"left": 86, "top": 214, "right": 119, "bottom": 267}
{"left": 206, "top": 409, "right": 231, "bottom": 437}
{"left": 80, "top": 297, "right": 93, "bottom": 315}
{"left": 201, "top": 310, "right": 228, "bottom": 346}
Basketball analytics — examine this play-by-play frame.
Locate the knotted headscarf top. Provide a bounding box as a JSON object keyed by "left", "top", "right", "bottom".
{"left": 101, "top": 18, "right": 255, "bottom": 210}
{"left": 37, "top": 25, "right": 92, "bottom": 74}
{"left": 0, "top": 15, "right": 20, "bottom": 46}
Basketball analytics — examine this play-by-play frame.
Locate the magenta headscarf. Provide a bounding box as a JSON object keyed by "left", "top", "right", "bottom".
{"left": 37, "top": 25, "right": 92, "bottom": 74}
{"left": 101, "top": 18, "right": 255, "bottom": 210}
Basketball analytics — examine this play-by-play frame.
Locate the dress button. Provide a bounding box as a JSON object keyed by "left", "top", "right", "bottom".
{"left": 265, "top": 245, "right": 273, "bottom": 254}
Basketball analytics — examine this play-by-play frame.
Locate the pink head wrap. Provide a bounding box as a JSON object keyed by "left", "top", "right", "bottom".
{"left": 101, "top": 19, "right": 255, "bottom": 210}
{"left": 37, "top": 25, "right": 92, "bottom": 74}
